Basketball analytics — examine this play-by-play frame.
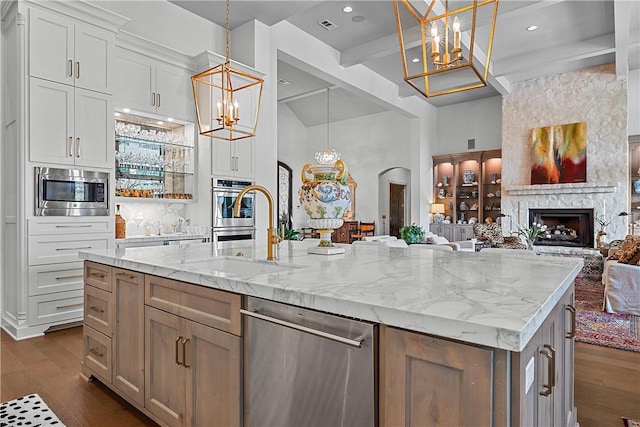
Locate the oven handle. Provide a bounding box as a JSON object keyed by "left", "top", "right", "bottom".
{"left": 240, "top": 309, "right": 363, "bottom": 348}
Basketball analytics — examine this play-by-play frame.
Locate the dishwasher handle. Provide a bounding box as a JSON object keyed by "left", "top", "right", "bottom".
{"left": 240, "top": 309, "right": 363, "bottom": 348}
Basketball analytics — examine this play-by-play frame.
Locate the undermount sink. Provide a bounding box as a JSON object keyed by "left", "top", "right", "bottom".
{"left": 179, "top": 256, "right": 304, "bottom": 276}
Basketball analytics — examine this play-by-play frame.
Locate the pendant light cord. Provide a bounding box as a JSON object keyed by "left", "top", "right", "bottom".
{"left": 326, "top": 87, "right": 330, "bottom": 149}
{"left": 225, "top": 0, "right": 230, "bottom": 65}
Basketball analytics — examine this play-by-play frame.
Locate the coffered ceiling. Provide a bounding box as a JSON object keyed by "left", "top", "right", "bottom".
{"left": 171, "top": 0, "right": 640, "bottom": 127}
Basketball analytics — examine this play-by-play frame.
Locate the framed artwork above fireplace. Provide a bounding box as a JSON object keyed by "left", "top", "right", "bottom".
{"left": 530, "top": 121, "right": 587, "bottom": 185}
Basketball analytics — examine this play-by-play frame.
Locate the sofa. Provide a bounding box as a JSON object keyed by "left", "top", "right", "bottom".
{"left": 602, "top": 236, "right": 640, "bottom": 315}
{"left": 472, "top": 223, "right": 527, "bottom": 250}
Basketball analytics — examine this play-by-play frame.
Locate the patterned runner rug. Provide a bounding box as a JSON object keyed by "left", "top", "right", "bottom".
{"left": 0, "top": 394, "right": 65, "bottom": 426}
{"left": 574, "top": 276, "right": 640, "bottom": 353}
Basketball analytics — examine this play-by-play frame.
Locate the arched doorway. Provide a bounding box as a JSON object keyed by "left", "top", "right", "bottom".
{"left": 378, "top": 167, "right": 411, "bottom": 237}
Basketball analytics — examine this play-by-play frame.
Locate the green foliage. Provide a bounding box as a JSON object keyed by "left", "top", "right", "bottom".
{"left": 283, "top": 228, "right": 300, "bottom": 240}
{"left": 399, "top": 223, "right": 425, "bottom": 244}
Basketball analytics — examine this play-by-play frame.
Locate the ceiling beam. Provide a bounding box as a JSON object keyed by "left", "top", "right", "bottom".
{"left": 493, "top": 34, "right": 615, "bottom": 78}
{"left": 614, "top": 0, "right": 630, "bottom": 78}
{"left": 278, "top": 86, "right": 334, "bottom": 104}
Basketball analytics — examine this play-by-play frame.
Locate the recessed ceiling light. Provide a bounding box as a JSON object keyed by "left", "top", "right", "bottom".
{"left": 411, "top": 58, "right": 420, "bottom": 63}
{"left": 123, "top": 108, "right": 131, "bottom": 113}
{"left": 526, "top": 25, "right": 538, "bottom": 31}
{"left": 167, "top": 118, "right": 174, "bottom": 122}
{"left": 156, "top": 121, "right": 164, "bottom": 125}
{"left": 114, "top": 112, "right": 121, "bottom": 117}
{"left": 342, "top": 6, "right": 353, "bottom": 13}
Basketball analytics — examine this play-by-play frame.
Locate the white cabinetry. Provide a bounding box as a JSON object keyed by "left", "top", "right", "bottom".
{"left": 29, "top": 7, "right": 113, "bottom": 94}
{"left": 113, "top": 48, "right": 194, "bottom": 121}
{"left": 26, "top": 218, "right": 113, "bottom": 329}
{"left": 29, "top": 78, "right": 113, "bottom": 168}
{"left": 212, "top": 138, "right": 254, "bottom": 179}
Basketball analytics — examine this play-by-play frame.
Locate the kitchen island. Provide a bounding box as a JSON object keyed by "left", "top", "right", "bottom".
{"left": 79, "top": 239, "right": 583, "bottom": 427}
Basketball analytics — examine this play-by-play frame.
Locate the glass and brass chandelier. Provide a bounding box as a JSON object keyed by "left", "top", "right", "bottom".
{"left": 191, "top": 0, "right": 264, "bottom": 141}
{"left": 393, "top": 0, "right": 499, "bottom": 98}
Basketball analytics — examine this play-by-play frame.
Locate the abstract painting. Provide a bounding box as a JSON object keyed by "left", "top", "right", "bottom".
{"left": 531, "top": 121, "right": 587, "bottom": 184}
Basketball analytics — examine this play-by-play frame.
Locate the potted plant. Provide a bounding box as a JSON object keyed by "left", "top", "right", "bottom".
{"left": 399, "top": 223, "right": 425, "bottom": 244}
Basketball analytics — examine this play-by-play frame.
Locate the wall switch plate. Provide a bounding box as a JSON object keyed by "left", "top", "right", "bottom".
{"left": 525, "top": 356, "right": 535, "bottom": 393}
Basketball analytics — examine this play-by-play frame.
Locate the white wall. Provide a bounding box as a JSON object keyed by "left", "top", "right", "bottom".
{"left": 434, "top": 96, "right": 502, "bottom": 155}
{"left": 282, "top": 110, "right": 413, "bottom": 230}
{"left": 629, "top": 69, "right": 639, "bottom": 136}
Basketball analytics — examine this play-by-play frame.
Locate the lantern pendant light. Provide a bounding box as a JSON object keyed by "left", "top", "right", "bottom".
{"left": 191, "top": 0, "right": 264, "bottom": 141}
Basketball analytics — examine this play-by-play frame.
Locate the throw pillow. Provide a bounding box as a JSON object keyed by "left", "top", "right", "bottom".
{"left": 611, "top": 235, "right": 640, "bottom": 260}
{"left": 617, "top": 243, "right": 640, "bottom": 264}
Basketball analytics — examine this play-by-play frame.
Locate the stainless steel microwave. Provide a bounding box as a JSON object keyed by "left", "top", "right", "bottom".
{"left": 35, "top": 167, "right": 109, "bottom": 216}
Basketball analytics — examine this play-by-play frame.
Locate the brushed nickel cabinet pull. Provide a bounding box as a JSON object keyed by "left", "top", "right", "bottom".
{"left": 89, "top": 272, "right": 105, "bottom": 279}
{"left": 55, "top": 246, "right": 92, "bottom": 251}
{"left": 69, "top": 137, "right": 73, "bottom": 157}
{"left": 115, "top": 272, "right": 136, "bottom": 280}
{"left": 175, "top": 336, "right": 183, "bottom": 366}
{"left": 68, "top": 59, "right": 73, "bottom": 77}
{"left": 89, "top": 348, "right": 103, "bottom": 358}
{"left": 76, "top": 137, "right": 80, "bottom": 157}
{"left": 157, "top": 93, "right": 161, "bottom": 107}
{"left": 55, "top": 274, "right": 84, "bottom": 281}
{"left": 89, "top": 306, "right": 104, "bottom": 313}
{"left": 151, "top": 92, "right": 156, "bottom": 106}
{"left": 182, "top": 338, "right": 190, "bottom": 368}
{"left": 566, "top": 305, "right": 576, "bottom": 339}
{"left": 75, "top": 61, "right": 80, "bottom": 79}
{"left": 539, "top": 343, "right": 556, "bottom": 396}
{"left": 56, "top": 302, "right": 83, "bottom": 309}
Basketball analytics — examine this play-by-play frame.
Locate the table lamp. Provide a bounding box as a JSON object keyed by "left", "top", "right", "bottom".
{"left": 432, "top": 203, "right": 445, "bottom": 223}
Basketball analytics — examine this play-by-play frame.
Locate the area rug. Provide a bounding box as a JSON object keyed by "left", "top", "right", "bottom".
{"left": 0, "top": 393, "right": 65, "bottom": 426}
{"left": 574, "top": 276, "right": 640, "bottom": 353}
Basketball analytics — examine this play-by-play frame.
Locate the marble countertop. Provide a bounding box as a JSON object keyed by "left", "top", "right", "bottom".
{"left": 116, "top": 233, "right": 210, "bottom": 243}
{"left": 79, "top": 240, "right": 583, "bottom": 352}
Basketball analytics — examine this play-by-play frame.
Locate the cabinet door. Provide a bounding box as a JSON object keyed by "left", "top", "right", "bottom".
{"left": 381, "top": 326, "right": 493, "bottom": 427}
{"left": 563, "top": 289, "right": 576, "bottom": 427}
{"left": 212, "top": 140, "right": 234, "bottom": 176}
{"left": 156, "top": 63, "right": 194, "bottom": 121}
{"left": 234, "top": 139, "right": 254, "bottom": 179}
{"left": 113, "top": 269, "right": 145, "bottom": 406}
{"left": 29, "top": 78, "right": 74, "bottom": 165}
{"left": 29, "top": 8, "right": 74, "bottom": 86}
{"left": 185, "top": 320, "right": 241, "bottom": 427}
{"left": 113, "top": 50, "right": 155, "bottom": 114}
{"left": 145, "top": 306, "right": 185, "bottom": 427}
{"left": 74, "top": 87, "right": 113, "bottom": 168}
{"left": 74, "top": 21, "right": 113, "bottom": 94}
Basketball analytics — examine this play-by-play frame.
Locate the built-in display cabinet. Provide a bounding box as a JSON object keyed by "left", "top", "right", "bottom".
{"left": 433, "top": 149, "right": 502, "bottom": 227}
{"left": 115, "top": 113, "right": 195, "bottom": 201}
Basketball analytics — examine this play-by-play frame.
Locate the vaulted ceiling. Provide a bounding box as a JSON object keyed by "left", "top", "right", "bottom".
{"left": 171, "top": 0, "right": 640, "bottom": 127}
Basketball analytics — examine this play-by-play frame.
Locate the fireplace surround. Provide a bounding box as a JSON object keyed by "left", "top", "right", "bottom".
{"left": 529, "top": 208, "right": 594, "bottom": 248}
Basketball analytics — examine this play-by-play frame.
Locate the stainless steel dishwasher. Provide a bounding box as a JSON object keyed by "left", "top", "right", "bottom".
{"left": 242, "top": 297, "right": 376, "bottom": 427}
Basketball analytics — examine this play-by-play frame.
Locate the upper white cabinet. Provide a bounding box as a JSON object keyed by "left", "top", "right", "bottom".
{"left": 113, "top": 48, "right": 194, "bottom": 121}
{"left": 29, "top": 8, "right": 113, "bottom": 94}
{"left": 30, "top": 78, "right": 113, "bottom": 169}
{"left": 212, "top": 138, "right": 254, "bottom": 179}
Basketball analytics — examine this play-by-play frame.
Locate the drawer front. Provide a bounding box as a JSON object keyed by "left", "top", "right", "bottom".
{"left": 29, "top": 234, "right": 110, "bottom": 265}
{"left": 28, "top": 218, "right": 113, "bottom": 235}
{"left": 28, "top": 262, "right": 84, "bottom": 296}
{"left": 85, "top": 285, "right": 114, "bottom": 337}
{"left": 28, "top": 290, "right": 84, "bottom": 326}
{"left": 145, "top": 275, "right": 241, "bottom": 335}
{"left": 84, "top": 325, "right": 112, "bottom": 384}
{"left": 85, "top": 261, "right": 111, "bottom": 291}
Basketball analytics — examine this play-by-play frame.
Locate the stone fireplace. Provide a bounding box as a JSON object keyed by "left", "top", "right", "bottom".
{"left": 529, "top": 208, "right": 594, "bottom": 248}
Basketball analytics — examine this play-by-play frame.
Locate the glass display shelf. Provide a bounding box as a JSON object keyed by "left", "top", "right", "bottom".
{"left": 115, "top": 113, "right": 195, "bottom": 201}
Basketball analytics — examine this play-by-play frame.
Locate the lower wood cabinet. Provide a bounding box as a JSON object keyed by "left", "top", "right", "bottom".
{"left": 380, "top": 326, "right": 495, "bottom": 426}
{"left": 145, "top": 306, "right": 241, "bottom": 427}
{"left": 82, "top": 261, "right": 242, "bottom": 427}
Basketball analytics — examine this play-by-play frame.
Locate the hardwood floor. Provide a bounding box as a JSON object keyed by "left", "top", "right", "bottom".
{"left": 1, "top": 327, "right": 156, "bottom": 427}
{"left": 2, "top": 327, "right": 639, "bottom": 426}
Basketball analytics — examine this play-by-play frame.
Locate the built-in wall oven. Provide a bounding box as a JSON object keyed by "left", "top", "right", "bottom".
{"left": 212, "top": 179, "right": 255, "bottom": 241}
{"left": 35, "top": 167, "right": 109, "bottom": 216}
